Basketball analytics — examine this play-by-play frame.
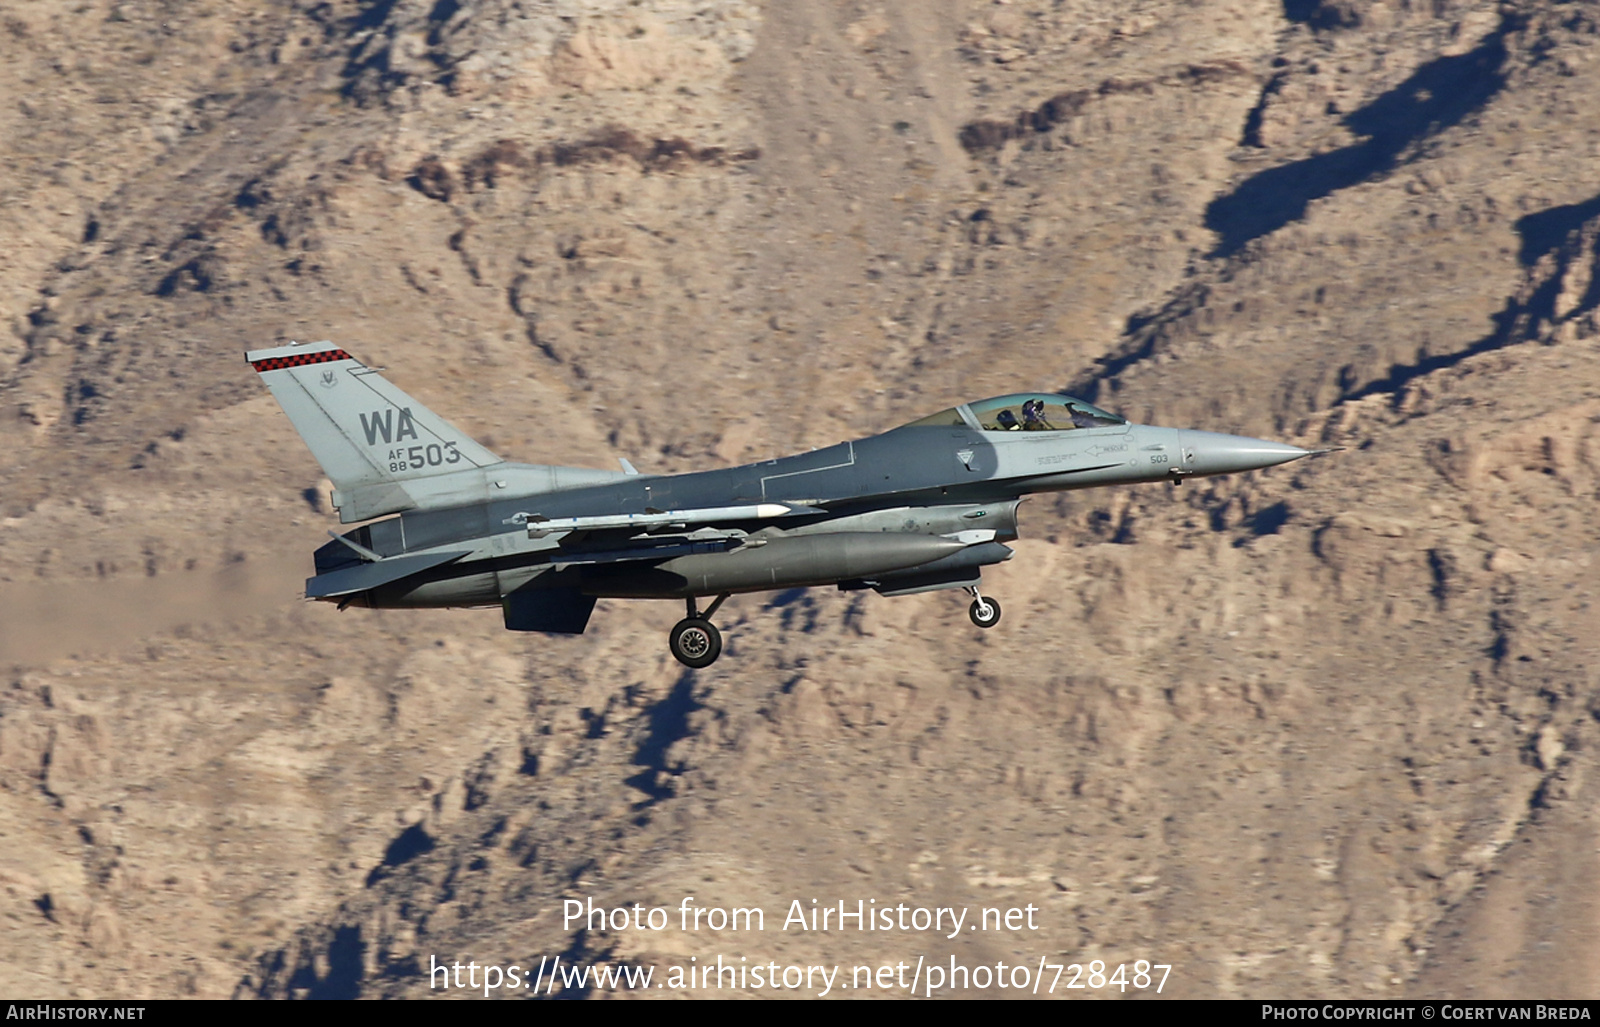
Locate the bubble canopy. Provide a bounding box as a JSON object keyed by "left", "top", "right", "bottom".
{"left": 900, "top": 393, "right": 1127, "bottom": 432}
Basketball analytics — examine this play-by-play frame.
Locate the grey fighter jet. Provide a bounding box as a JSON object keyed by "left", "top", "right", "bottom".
{"left": 248, "top": 341, "right": 1323, "bottom": 667}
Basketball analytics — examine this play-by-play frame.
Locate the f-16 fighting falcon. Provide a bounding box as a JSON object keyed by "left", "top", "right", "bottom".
{"left": 248, "top": 341, "right": 1327, "bottom": 667}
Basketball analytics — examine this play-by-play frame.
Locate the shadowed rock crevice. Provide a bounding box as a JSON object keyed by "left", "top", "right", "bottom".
{"left": 340, "top": 0, "right": 423, "bottom": 101}
{"left": 1281, "top": 0, "right": 1362, "bottom": 31}
{"left": 1240, "top": 72, "right": 1288, "bottom": 148}
{"left": 1247, "top": 500, "right": 1291, "bottom": 536}
{"left": 1079, "top": 181, "right": 1600, "bottom": 419}
{"left": 365, "top": 823, "right": 435, "bottom": 887}
{"left": 1517, "top": 193, "right": 1600, "bottom": 266}
{"left": 958, "top": 61, "right": 1253, "bottom": 155}
{"left": 1205, "top": 24, "right": 1511, "bottom": 257}
{"left": 407, "top": 129, "right": 760, "bottom": 203}
{"left": 1064, "top": 281, "right": 1213, "bottom": 403}
{"left": 1346, "top": 187, "right": 1600, "bottom": 401}
{"left": 625, "top": 672, "right": 702, "bottom": 801}
{"left": 242, "top": 925, "right": 365, "bottom": 1000}
{"left": 154, "top": 252, "right": 223, "bottom": 297}
{"left": 1427, "top": 548, "right": 1458, "bottom": 610}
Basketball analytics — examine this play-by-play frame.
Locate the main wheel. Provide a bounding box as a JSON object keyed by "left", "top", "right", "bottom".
{"left": 969, "top": 596, "right": 1002, "bottom": 628}
{"left": 669, "top": 617, "right": 723, "bottom": 668}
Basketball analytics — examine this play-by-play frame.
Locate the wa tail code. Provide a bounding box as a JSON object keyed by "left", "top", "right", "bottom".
{"left": 359, "top": 407, "right": 419, "bottom": 445}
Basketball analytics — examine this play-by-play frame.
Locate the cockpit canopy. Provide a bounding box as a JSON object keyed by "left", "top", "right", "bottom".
{"left": 901, "top": 393, "right": 1126, "bottom": 432}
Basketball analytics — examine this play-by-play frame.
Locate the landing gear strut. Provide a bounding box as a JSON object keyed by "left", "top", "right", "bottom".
{"left": 965, "top": 585, "right": 1002, "bottom": 629}
{"left": 669, "top": 594, "right": 730, "bottom": 668}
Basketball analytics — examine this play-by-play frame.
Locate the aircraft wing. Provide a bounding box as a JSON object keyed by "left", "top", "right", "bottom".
{"left": 305, "top": 550, "right": 473, "bottom": 598}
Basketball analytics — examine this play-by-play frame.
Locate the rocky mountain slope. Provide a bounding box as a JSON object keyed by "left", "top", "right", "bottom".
{"left": 1, "top": 0, "right": 1598, "bottom": 998}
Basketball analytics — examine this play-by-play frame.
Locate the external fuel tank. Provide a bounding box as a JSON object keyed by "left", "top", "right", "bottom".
{"left": 579, "top": 531, "right": 972, "bottom": 598}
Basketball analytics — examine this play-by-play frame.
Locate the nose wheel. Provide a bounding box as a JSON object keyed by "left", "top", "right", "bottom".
{"left": 669, "top": 594, "right": 729, "bottom": 668}
{"left": 965, "top": 586, "right": 1001, "bottom": 629}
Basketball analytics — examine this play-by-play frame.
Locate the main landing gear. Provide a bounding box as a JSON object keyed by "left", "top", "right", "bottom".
{"left": 965, "top": 585, "right": 1002, "bottom": 629}
{"left": 669, "top": 586, "right": 1003, "bottom": 668}
{"left": 670, "top": 594, "right": 730, "bottom": 669}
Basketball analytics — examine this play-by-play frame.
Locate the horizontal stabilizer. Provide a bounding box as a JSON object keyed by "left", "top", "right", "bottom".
{"left": 305, "top": 550, "right": 472, "bottom": 599}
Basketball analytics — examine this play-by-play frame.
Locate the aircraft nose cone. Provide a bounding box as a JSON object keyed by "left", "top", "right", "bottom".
{"left": 1180, "top": 430, "right": 1315, "bottom": 476}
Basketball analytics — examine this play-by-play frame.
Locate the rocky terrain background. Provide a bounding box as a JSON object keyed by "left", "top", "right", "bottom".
{"left": 1, "top": 0, "right": 1598, "bottom": 999}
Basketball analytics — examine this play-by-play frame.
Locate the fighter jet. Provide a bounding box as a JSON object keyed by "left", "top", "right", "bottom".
{"left": 248, "top": 341, "right": 1323, "bottom": 667}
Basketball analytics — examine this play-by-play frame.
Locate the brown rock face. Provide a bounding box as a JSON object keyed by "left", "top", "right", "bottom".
{"left": 3, "top": 0, "right": 1599, "bottom": 1000}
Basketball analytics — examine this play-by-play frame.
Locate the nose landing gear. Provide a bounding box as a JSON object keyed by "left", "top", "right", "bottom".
{"left": 669, "top": 593, "right": 730, "bottom": 668}
{"left": 965, "top": 585, "right": 1001, "bottom": 628}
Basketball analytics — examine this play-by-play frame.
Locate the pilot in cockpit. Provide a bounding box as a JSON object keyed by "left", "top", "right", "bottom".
{"left": 1022, "top": 399, "right": 1055, "bottom": 431}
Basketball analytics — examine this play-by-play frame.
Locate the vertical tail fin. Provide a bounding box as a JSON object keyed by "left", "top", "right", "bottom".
{"left": 247, "top": 341, "right": 503, "bottom": 519}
